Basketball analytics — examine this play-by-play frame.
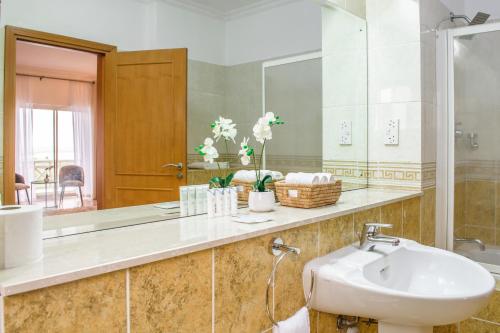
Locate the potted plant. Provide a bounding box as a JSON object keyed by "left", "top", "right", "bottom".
{"left": 195, "top": 117, "right": 238, "bottom": 188}
{"left": 238, "top": 112, "right": 284, "bottom": 212}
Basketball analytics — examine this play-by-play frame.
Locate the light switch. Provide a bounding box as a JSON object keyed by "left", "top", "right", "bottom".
{"left": 339, "top": 120, "right": 352, "bottom": 145}
{"left": 384, "top": 119, "right": 399, "bottom": 145}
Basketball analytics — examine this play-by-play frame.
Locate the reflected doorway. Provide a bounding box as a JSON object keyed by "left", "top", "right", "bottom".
{"left": 14, "top": 41, "right": 98, "bottom": 215}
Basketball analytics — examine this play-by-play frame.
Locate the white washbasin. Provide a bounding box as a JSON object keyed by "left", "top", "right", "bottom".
{"left": 303, "top": 238, "right": 495, "bottom": 333}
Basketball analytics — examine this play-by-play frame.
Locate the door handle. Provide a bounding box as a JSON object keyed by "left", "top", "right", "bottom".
{"left": 161, "top": 162, "right": 183, "bottom": 170}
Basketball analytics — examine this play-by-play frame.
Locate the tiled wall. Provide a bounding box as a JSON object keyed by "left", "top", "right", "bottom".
{"left": 321, "top": 4, "right": 368, "bottom": 190}
{"left": 3, "top": 195, "right": 439, "bottom": 333}
{"left": 366, "top": 0, "right": 422, "bottom": 190}
{"left": 188, "top": 58, "right": 323, "bottom": 175}
{"left": 454, "top": 179, "right": 500, "bottom": 245}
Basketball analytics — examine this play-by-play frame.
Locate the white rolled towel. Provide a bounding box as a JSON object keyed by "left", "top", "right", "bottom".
{"left": 272, "top": 171, "right": 284, "bottom": 180}
{"left": 285, "top": 173, "right": 320, "bottom": 184}
{"left": 234, "top": 170, "right": 283, "bottom": 182}
{"left": 315, "top": 172, "right": 333, "bottom": 183}
{"left": 272, "top": 307, "right": 310, "bottom": 333}
{"left": 234, "top": 170, "right": 256, "bottom": 181}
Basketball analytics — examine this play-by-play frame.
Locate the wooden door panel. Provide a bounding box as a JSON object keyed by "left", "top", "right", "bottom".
{"left": 116, "top": 62, "right": 174, "bottom": 175}
{"left": 105, "top": 49, "right": 187, "bottom": 208}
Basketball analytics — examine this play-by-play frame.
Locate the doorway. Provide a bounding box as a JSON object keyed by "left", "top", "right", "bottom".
{"left": 14, "top": 41, "right": 98, "bottom": 215}
{"left": 3, "top": 26, "right": 116, "bottom": 210}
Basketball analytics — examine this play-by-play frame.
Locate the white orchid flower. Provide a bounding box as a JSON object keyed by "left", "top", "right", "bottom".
{"left": 201, "top": 137, "right": 219, "bottom": 164}
{"left": 212, "top": 117, "right": 237, "bottom": 143}
{"left": 238, "top": 137, "right": 252, "bottom": 166}
{"left": 263, "top": 112, "right": 276, "bottom": 125}
{"left": 253, "top": 117, "right": 273, "bottom": 144}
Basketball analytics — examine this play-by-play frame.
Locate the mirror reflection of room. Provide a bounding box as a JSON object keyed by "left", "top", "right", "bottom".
{"left": 14, "top": 41, "right": 98, "bottom": 215}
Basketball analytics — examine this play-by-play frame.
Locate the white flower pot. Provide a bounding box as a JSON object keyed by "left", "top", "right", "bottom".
{"left": 248, "top": 191, "right": 275, "bottom": 212}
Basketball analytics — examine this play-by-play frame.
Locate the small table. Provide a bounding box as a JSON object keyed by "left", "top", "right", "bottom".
{"left": 31, "top": 180, "right": 57, "bottom": 208}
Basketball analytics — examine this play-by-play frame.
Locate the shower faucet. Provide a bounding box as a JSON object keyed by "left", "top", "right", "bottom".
{"left": 455, "top": 238, "right": 486, "bottom": 251}
{"left": 468, "top": 132, "right": 479, "bottom": 150}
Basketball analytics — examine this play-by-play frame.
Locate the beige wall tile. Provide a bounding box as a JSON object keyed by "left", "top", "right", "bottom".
{"left": 310, "top": 310, "right": 319, "bottom": 333}
{"left": 274, "top": 224, "right": 319, "bottom": 322}
{"left": 422, "top": 188, "right": 436, "bottom": 246}
{"left": 465, "top": 181, "right": 495, "bottom": 228}
{"left": 475, "top": 287, "right": 500, "bottom": 324}
{"left": 129, "top": 250, "right": 212, "bottom": 333}
{"left": 4, "top": 271, "right": 126, "bottom": 333}
{"left": 318, "top": 312, "right": 337, "bottom": 333}
{"left": 214, "top": 233, "right": 276, "bottom": 332}
{"left": 380, "top": 201, "right": 403, "bottom": 237}
{"left": 433, "top": 324, "right": 458, "bottom": 333}
{"left": 319, "top": 214, "right": 355, "bottom": 256}
{"left": 465, "top": 225, "right": 495, "bottom": 245}
{"left": 454, "top": 181, "right": 466, "bottom": 231}
{"left": 460, "top": 318, "right": 500, "bottom": 332}
{"left": 454, "top": 226, "right": 466, "bottom": 239}
{"left": 403, "top": 197, "right": 421, "bottom": 242}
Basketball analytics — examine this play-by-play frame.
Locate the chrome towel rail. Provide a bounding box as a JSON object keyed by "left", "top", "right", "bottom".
{"left": 266, "top": 237, "right": 315, "bottom": 327}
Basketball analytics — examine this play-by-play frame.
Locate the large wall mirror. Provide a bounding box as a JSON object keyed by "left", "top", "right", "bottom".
{"left": 1, "top": 0, "right": 367, "bottom": 237}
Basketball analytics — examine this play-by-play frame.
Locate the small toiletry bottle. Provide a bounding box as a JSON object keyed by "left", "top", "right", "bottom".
{"left": 223, "top": 188, "right": 231, "bottom": 216}
{"left": 207, "top": 189, "right": 215, "bottom": 218}
{"left": 179, "top": 186, "right": 188, "bottom": 217}
{"left": 195, "top": 185, "right": 206, "bottom": 214}
{"left": 215, "top": 188, "right": 223, "bottom": 217}
{"left": 188, "top": 186, "right": 197, "bottom": 216}
{"left": 230, "top": 187, "right": 238, "bottom": 216}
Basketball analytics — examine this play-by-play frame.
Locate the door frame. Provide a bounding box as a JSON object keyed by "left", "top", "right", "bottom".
{"left": 436, "top": 21, "right": 500, "bottom": 250}
{"left": 3, "top": 26, "right": 117, "bottom": 207}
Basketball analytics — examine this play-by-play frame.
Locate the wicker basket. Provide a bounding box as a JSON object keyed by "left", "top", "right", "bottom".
{"left": 231, "top": 179, "right": 280, "bottom": 202}
{"left": 274, "top": 180, "right": 342, "bottom": 208}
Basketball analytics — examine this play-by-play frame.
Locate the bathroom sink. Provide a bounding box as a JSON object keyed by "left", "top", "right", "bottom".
{"left": 303, "top": 238, "right": 495, "bottom": 333}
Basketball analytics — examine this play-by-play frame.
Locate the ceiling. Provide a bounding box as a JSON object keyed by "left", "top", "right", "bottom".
{"left": 165, "top": 0, "right": 295, "bottom": 19}
{"left": 16, "top": 41, "right": 98, "bottom": 79}
{"left": 187, "top": 0, "right": 266, "bottom": 13}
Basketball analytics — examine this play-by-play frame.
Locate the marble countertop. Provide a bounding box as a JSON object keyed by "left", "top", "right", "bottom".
{"left": 0, "top": 188, "right": 421, "bottom": 296}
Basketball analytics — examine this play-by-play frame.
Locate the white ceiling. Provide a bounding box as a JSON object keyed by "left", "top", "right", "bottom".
{"left": 163, "top": 0, "right": 296, "bottom": 20}
{"left": 188, "top": 0, "right": 265, "bottom": 13}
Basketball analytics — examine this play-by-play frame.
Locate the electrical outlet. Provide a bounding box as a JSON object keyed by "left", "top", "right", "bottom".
{"left": 384, "top": 119, "right": 399, "bottom": 145}
{"left": 339, "top": 120, "right": 352, "bottom": 145}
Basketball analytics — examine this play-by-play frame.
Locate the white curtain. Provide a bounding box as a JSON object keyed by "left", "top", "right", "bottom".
{"left": 69, "top": 81, "right": 94, "bottom": 199}
{"left": 15, "top": 76, "right": 35, "bottom": 186}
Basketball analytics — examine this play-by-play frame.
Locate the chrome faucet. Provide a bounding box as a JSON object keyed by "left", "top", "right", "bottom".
{"left": 359, "top": 223, "right": 400, "bottom": 251}
{"left": 455, "top": 238, "right": 486, "bottom": 251}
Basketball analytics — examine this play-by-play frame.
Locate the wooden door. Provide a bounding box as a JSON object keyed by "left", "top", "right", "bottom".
{"left": 104, "top": 49, "right": 187, "bottom": 208}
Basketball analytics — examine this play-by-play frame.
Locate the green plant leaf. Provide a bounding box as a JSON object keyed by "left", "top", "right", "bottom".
{"left": 209, "top": 177, "right": 221, "bottom": 188}
{"left": 262, "top": 174, "right": 272, "bottom": 184}
{"left": 225, "top": 172, "right": 235, "bottom": 186}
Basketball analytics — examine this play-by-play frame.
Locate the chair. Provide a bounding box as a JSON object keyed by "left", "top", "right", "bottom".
{"left": 15, "top": 173, "right": 31, "bottom": 205}
{"left": 59, "top": 165, "right": 85, "bottom": 207}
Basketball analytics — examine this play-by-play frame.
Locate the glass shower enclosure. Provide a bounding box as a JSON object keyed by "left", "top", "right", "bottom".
{"left": 438, "top": 22, "right": 500, "bottom": 276}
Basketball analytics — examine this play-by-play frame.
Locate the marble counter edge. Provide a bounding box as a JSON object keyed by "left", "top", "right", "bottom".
{"left": 0, "top": 189, "right": 422, "bottom": 296}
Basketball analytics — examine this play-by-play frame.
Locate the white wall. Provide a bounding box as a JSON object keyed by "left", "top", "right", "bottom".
{"left": 2, "top": 0, "right": 227, "bottom": 64}
{"left": 2, "top": 0, "right": 321, "bottom": 66}
{"left": 439, "top": 0, "right": 500, "bottom": 21}
{"left": 464, "top": 0, "right": 500, "bottom": 20}
{"left": 3, "top": 0, "right": 149, "bottom": 51}
{"left": 224, "top": 0, "right": 321, "bottom": 66}
{"left": 150, "top": 1, "right": 226, "bottom": 65}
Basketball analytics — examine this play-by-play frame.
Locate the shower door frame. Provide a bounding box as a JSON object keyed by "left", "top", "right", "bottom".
{"left": 436, "top": 21, "right": 500, "bottom": 250}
